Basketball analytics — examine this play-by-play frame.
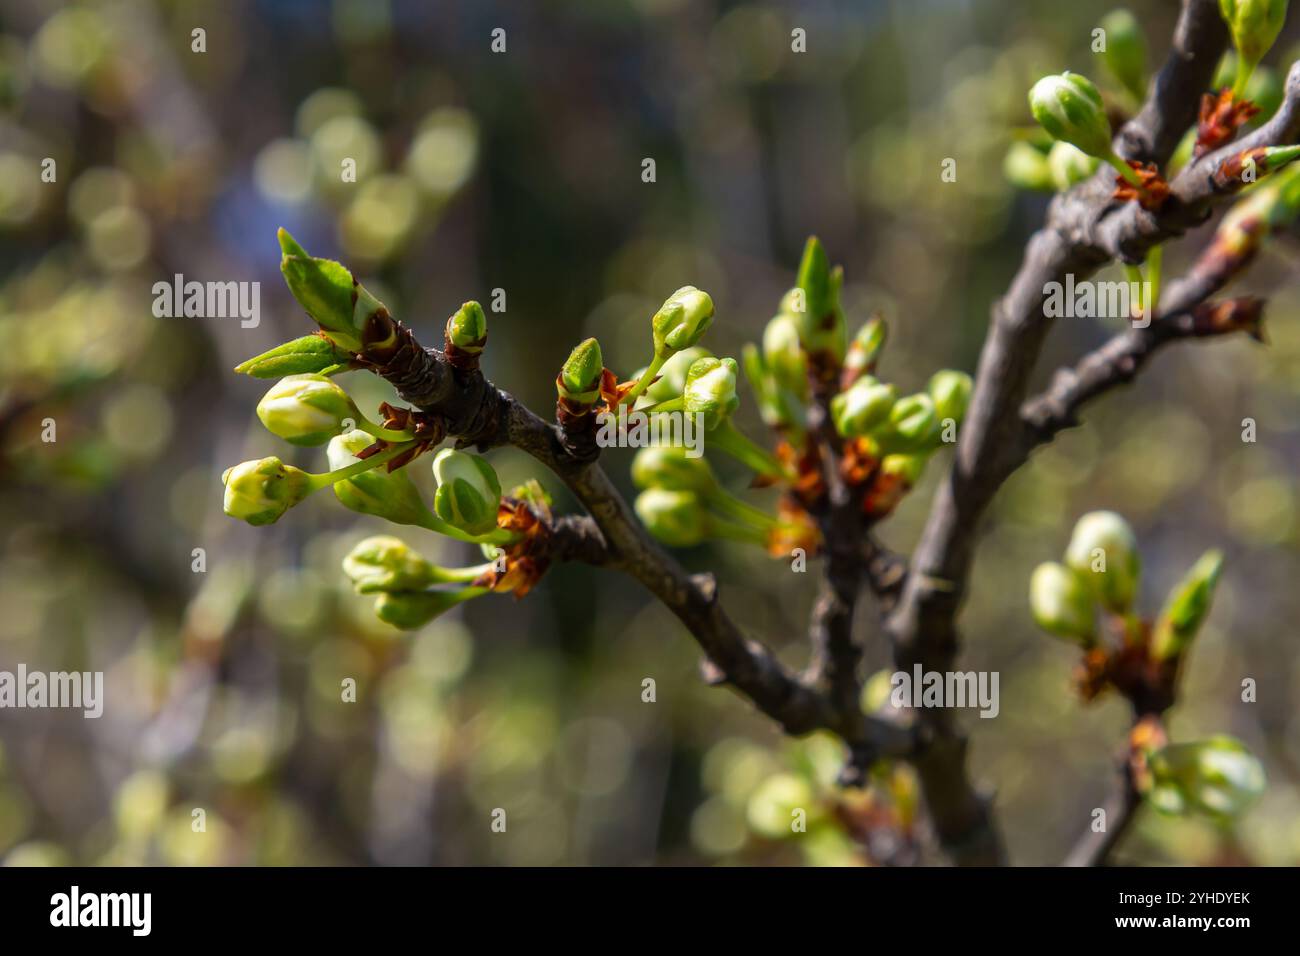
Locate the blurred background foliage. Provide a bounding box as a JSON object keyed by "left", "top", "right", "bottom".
{"left": 0, "top": 0, "right": 1297, "bottom": 866}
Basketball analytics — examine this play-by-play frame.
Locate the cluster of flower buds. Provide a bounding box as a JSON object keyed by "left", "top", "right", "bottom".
{"left": 630, "top": 446, "right": 815, "bottom": 554}
{"left": 1220, "top": 0, "right": 1289, "bottom": 100}
{"left": 1030, "top": 511, "right": 1225, "bottom": 693}
{"left": 831, "top": 366, "right": 971, "bottom": 520}
{"left": 343, "top": 535, "right": 493, "bottom": 630}
{"left": 221, "top": 227, "right": 543, "bottom": 631}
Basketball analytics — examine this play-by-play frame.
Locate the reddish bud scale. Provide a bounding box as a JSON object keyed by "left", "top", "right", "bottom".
{"left": 443, "top": 334, "right": 485, "bottom": 372}
{"left": 475, "top": 496, "right": 554, "bottom": 597}
{"left": 555, "top": 372, "right": 603, "bottom": 463}
{"left": 1193, "top": 297, "right": 1266, "bottom": 342}
{"left": 1112, "top": 160, "right": 1171, "bottom": 211}
{"left": 1194, "top": 89, "right": 1260, "bottom": 159}
{"left": 766, "top": 496, "right": 822, "bottom": 557}
{"left": 1213, "top": 147, "right": 1272, "bottom": 189}
{"left": 1069, "top": 617, "right": 1179, "bottom": 713}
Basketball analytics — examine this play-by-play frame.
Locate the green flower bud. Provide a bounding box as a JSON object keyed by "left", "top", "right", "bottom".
{"left": 1064, "top": 511, "right": 1141, "bottom": 613}
{"left": 327, "top": 430, "right": 429, "bottom": 524}
{"left": 683, "top": 356, "right": 740, "bottom": 430}
{"left": 879, "top": 452, "right": 927, "bottom": 486}
{"left": 1151, "top": 549, "right": 1225, "bottom": 660}
{"left": 431, "top": 447, "right": 502, "bottom": 537}
{"left": 1003, "top": 141, "right": 1054, "bottom": 192}
{"left": 843, "top": 316, "right": 887, "bottom": 383}
{"left": 559, "top": 337, "right": 603, "bottom": 400}
{"left": 447, "top": 301, "right": 487, "bottom": 353}
{"left": 927, "top": 369, "right": 973, "bottom": 425}
{"left": 873, "top": 393, "right": 940, "bottom": 454}
{"left": 1097, "top": 9, "right": 1148, "bottom": 101}
{"left": 256, "top": 373, "right": 359, "bottom": 446}
{"left": 762, "top": 312, "right": 807, "bottom": 399}
{"left": 1029, "top": 561, "right": 1096, "bottom": 643}
{"left": 1028, "top": 72, "right": 1113, "bottom": 160}
{"left": 746, "top": 772, "right": 816, "bottom": 840}
{"left": 343, "top": 535, "right": 436, "bottom": 593}
{"left": 1219, "top": 0, "right": 1288, "bottom": 83}
{"left": 1147, "top": 736, "right": 1265, "bottom": 818}
{"left": 1047, "top": 140, "right": 1101, "bottom": 192}
{"left": 791, "top": 237, "right": 848, "bottom": 359}
{"left": 234, "top": 334, "right": 354, "bottom": 378}
{"left": 222, "top": 456, "right": 313, "bottom": 526}
{"left": 373, "top": 587, "right": 487, "bottom": 631}
{"left": 277, "top": 228, "right": 389, "bottom": 353}
{"left": 630, "top": 445, "right": 716, "bottom": 495}
{"left": 651, "top": 286, "right": 714, "bottom": 354}
{"left": 636, "top": 347, "right": 712, "bottom": 407}
{"left": 634, "top": 488, "right": 710, "bottom": 547}
{"left": 830, "top": 375, "right": 897, "bottom": 438}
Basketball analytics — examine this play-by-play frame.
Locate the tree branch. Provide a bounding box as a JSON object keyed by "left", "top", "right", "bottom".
{"left": 884, "top": 0, "right": 1236, "bottom": 866}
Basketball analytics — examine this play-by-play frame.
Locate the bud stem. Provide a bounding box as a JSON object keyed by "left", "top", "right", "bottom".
{"left": 1105, "top": 149, "right": 1149, "bottom": 193}
{"left": 415, "top": 510, "right": 519, "bottom": 548}
{"left": 704, "top": 488, "right": 782, "bottom": 531}
{"left": 307, "top": 441, "right": 417, "bottom": 493}
{"left": 357, "top": 418, "right": 417, "bottom": 443}
{"left": 708, "top": 419, "right": 795, "bottom": 480}
{"left": 620, "top": 353, "right": 667, "bottom": 407}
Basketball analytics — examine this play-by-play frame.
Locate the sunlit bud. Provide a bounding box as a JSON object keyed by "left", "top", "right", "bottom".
{"left": 446, "top": 301, "right": 487, "bottom": 353}
{"left": 1219, "top": 0, "right": 1288, "bottom": 94}
{"left": 637, "top": 347, "right": 712, "bottom": 406}
{"left": 1064, "top": 510, "right": 1141, "bottom": 613}
{"left": 762, "top": 312, "right": 808, "bottom": 399}
{"left": 1029, "top": 561, "right": 1096, "bottom": 643}
{"left": 1047, "top": 140, "right": 1101, "bottom": 192}
{"left": 796, "top": 235, "right": 834, "bottom": 321}
{"left": 256, "top": 373, "right": 359, "bottom": 446}
{"left": 683, "top": 356, "right": 740, "bottom": 430}
{"left": 927, "top": 369, "right": 973, "bottom": 425}
{"left": 343, "top": 535, "right": 436, "bottom": 593}
{"left": 792, "top": 237, "right": 848, "bottom": 360}
{"left": 873, "top": 393, "right": 940, "bottom": 454}
{"left": 221, "top": 457, "right": 312, "bottom": 526}
{"left": 842, "top": 316, "right": 887, "bottom": 385}
{"left": 1147, "top": 736, "right": 1265, "bottom": 817}
{"left": 1097, "top": 9, "right": 1148, "bottom": 101}
{"left": 327, "top": 430, "right": 429, "bottom": 524}
{"left": 1003, "top": 141, "right": 1054, "bottom": 192}
{"left": 558, "top": 337, "right": 604, "bottom": 400}
{"left": 651, "top": 286, "right": 714, "bottom": 354}
{"left": 830, "top": 375, "right": 897, "bottom": 438}
{"left": 1151, "top": 549, "right": 1225, "bottom": 660}
{"left": 373, "top": 587, "right": 487, "bottom": 631}
{"left": 431, "top": 447, "right": 502, "bottom": 537}
{"left": 631, "top": 445, "right": 717, "bottom": 495}
{"left": 634, "top": 488, "right": 710, "bottom": 547}
{"left": 234, "top": 334, "right": 354, "bottom": 378}
{"left": 1029, "top": 72, "right": 1113, "bottom": 160}
{"left": 278, "top": 228, "right": 389, "bottom": 353}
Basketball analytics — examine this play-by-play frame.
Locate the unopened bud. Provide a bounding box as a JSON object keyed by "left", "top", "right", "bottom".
{"left": 256, "top": 373, "right": 359, "bottom": 446}
{"left": 558, "top": 337, "right": 604, "bottom": 401}
{"left": 1151, "top": 549, "right": 1224, "bottom": 660}
{"left": 278, "top": 228, "right": 389, "bottom": 353}
{"left": 1028, "top": 72, "right": 1113, "bottom": 160}
{"left": 1219, "top": 0, "right": 1288, "bottom": 88}
{"left": 343, "top": 535, "right": 436, "bottom": 593}
{"left": 762, "top": 313, "right": 808, "bottom": 399}
{"left": 222, "top": 457, "right": 312, "bottom": 526}
{"left": 634, "top": 488, "right": 709, "bottom": 547}
{"left": 631, "top": 445, "right": 716, "bottom": 495}
{"left": 327, "top": 430, "right": 429, "bottom": 524}
{"left": 431, "top": 448, "right": 502, "bottom": 537}
{"left": 1064, "top": 510, "right": 1141, "bottom": 613}
{"left": 927, "top": 369, "right": 973, "bottom": 425}
{"left": 1003, "top": 141, "right": 1054, "bottom": 192}
{"left": 842, "top": 316, "right": 887, "bottom": 386}
{"left": 830, "top": 376, "right": 897, "bottom": 438}
{"left": 1029, "top": 561, "right": 1096, "bottom": 643}
{"left": 636, "top": 346, "right": 712, "bottom": 407}
{"left": 1047, "top": 140, "right": 1100, "bottom": 192}
{"left": 1147, "top": 735, "right": 1265, "bottom": 817}
{"left": 683, "top": 356, "right": 740, "bottom": 430}
{"left": 1097, "top": 9, "right": 1148, "bottom": 101}
{"left": 651, "top": 286, "right": 714, "bottom": 355}
{"left": 446, "top": 301, "right": 487, "bottom": 353}
{"left": 873, "top": 393, "right": 940, "bottom": 454}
